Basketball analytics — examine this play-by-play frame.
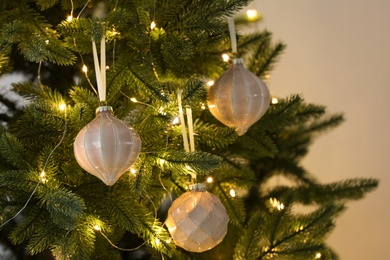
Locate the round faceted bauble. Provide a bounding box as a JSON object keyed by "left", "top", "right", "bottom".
{"left": 165, "top": 184, "right": 229, "bottom": 253}
{"left": 74, "top": 106, "right": 141, "bottom": 186}
{"left": 208, "top": 58, "right": 270, "bottom": 135}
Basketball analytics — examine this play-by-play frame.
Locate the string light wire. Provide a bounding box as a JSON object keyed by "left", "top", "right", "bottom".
{"left": 77, "top": 0, "right": 91, "bottom": 19}
{"left": 94, "top": 191, "right": 159, "bottom": 252}
{"left": 0, "top": 105, "right": 68, "bottom": 229}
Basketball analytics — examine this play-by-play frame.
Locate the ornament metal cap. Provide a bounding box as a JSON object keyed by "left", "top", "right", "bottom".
{"left": 233, "top": 58, "right": 244, "bottom": 64}
{"left": 96, "top": 106, "right": 113, "bottom": 114}
{"left": 189, "top": 183, "right": 206, "bottom": 191}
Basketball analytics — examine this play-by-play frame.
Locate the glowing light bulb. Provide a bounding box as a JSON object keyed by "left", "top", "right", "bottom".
{"left": 82, "top": 65, "right": 88, "bottom": 73}
{"left": 207, "top": 177, "right": 213, "bottom": 183}
{"left": 222, "top": 54, "right": 230, "bottom": 62}
{"left": 67, "top": 15, "right": 73, "bottom": 22}
{"left": 105, "top": 65, "right": 110, "bottom": 70}
{"left": 45, "top": 40, "right": 49, "bottom": 44}
{"left": 247, "top": 9, "right": 258, "bottom": 20}
{"left": 59, "top": 103, "right": 66, "bottom": 111}
{"left": 270, "top": 198, "right": 285, "bottom": 210}
{"left": 93, "top": 225, "right": 101, "bottom": 231}
{"left": 230, "top": 189, "right": 236, "bottom": 197}
{"left": 172, "top": 116, "right": 179, "bottom": 125}
{"left": 151, "top": 21, "right": 156, "bottom": 29}
{"left": 130, "top": 97, "right": 137, "bottom": 103}
{"left": 315, "top": 252, "right": 322, "bottom": 259}
{"left": 130, "top": 168, "right": 137, "bottom": 175}
{"left": 271, "top": 97, "right": 278, "bottom": 104}
{"left": 201, "top": 103, "right": 206, "bottom": 110}
{"left": 207, "top": 80, "right": 214, "bottom": 87}
{"left": 155, "top": 238, "right": 160, "bottom": 245}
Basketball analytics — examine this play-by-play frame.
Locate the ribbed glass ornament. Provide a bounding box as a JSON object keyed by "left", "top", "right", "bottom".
{"left": 74, "top": 106, "right": 141, "bottom": 186}
{"left": 165, "top": 184, "right": 229, "bottom": 253}
{"left": 208, "top": 58, "right": 270, "bottom": 135}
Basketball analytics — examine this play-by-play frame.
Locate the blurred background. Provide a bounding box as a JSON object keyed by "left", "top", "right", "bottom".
{"left": 246, "top": 0, "right": 390, "bottom": 259}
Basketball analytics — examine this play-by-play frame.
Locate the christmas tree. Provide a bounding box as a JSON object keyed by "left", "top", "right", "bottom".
{"left": 0, "top": 1, "right": 378, "bottom": 259}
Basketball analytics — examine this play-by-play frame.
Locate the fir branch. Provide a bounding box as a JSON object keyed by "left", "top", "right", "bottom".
{"left": 194, "top": 119, "right": 237, "bottom": 149}
{"left": 257, "top": 202, "right": 344, "bottom": 259}
{"left": 104, "top": 196, "right": 174, "bottom": 256}
{"left": 69, "top": 87, "right": 100, "bottom": 112}
{"left": 8, "top": 208, "right": 44, "bottom": 245}
{"left": 0, "top": 133, "right": 32, "bottom": 169}
{"left": 180, "top": 78, "right": 207, "bottom": 102}
{"left": 269, "top": 178, "right": 379, "bottom": 205}
{"left": 234, "top": 211, "right": 265, "bottom": 260}
{"left": 26, "top": 220, "right": 59, "bottom": 255}
{"left": 154, "top": 150, "right": 222, "bottom": 174}
{"left": 51, "top": 220, "right": 96, "bottom": 260}
{"left": 213, "top": 183, "right": 246, "bottom": 228}
{"left": 41, "top": 188, "right": 86, "bottom": 229}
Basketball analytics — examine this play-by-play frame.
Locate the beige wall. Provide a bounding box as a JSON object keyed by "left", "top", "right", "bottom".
{"left": 247, "top": 0, "right": 390, "bottom": 259}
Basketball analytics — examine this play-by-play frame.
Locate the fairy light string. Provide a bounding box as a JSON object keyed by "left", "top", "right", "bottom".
{"left": 0, "top": 104, "right": 68, "bottom": 229}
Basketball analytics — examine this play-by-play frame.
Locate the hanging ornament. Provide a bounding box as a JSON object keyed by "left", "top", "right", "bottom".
{"left": 165, "top": 184, "right": 229, "bottom": 253}
{"left": 73, "top": 35, "right": 141, "bottom": 185}
{"left": 207, "top": 58, "right": 270, "bottom": 136}
{"left": 74, "top": 106, "right": 141, "bottom": 186}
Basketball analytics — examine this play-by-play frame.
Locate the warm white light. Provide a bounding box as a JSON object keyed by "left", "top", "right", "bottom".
{"left": 159, "top": 159, "right": 166, "bottom": 165}
{"left": 185, "top": 165, "right": 192, "bottom": 171}
{"left": 158, "top": 107, "right": 166, "bottom": 115}
{"left": 315, "top": 252, "right": 322, "bottom": 259}
{"left": 59, "top": 103, "right": 66, "bottom": 111}
{"left": 151, "top": 21, "right": 156, "bottom": 29}
{"left": 246, "top": 9, "right": 258, "bottom": 19}
{"left": 270, "top": 198, "right": 285, "bottom": 210}
{"left": 201, "top": 103, "right": 206, "bottom": 110}
{"left": 172, "top": 116, "right": 180, "bottom": 125}
{"left": 130, "top": 97, "right": 137, "bottom": 103}
{"left": 40, "top": 171, "right": 46, "bottom": 183}
{"left": 222, "top": 54, "right": 230, "bottom": 62}
{"left": 93, "top": 225, "right": 101, "bottom": 231}
{"left": 230, "top": 189, "right": 236, "bottom": 197}
{"left": 271, "top": 97, "right": 278, "bottom": 104}
{"left": 45, "top": 40, "right": 49, "bottom": 44}
{"left": 82, "top": 65, "right": 88, "bottom": 73}
{"left": 207, "top": 80, "right": 214, "bottom": 87}
{"left": 206, "top": 177, "right": 213, "bottom": 183}
{"left": 67, "top": 15, "right": 73, "bottom": 22}
{"left": 155, "top": 237, "right": 161, "bottom": 246}
{"left": 105, "top": 65, "right": 109, "bottom": 70}
{"left": 130, "top": 168, "right": 137, "bottom": 175}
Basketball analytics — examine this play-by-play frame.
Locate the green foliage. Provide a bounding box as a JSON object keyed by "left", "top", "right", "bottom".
{"left": 0, "top": 0, "right": 378, "bottom": 259}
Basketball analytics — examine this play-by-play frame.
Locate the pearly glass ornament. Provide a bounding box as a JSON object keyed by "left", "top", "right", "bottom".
{"left": 165, "top": 184, "right": 229, "bottom": 253}
{"left": 74, "top": 106, "right": 141, "bottom": 186}
{"left": 208, "top": 58, "right": 270, "bottom": 135}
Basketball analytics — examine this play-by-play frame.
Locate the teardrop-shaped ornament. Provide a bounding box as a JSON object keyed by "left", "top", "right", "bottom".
{"left": 74, "top": 106, "right": 141, "bottom": 186}
{"left": 208, "top": 58, "right": 270, "bottom": 135}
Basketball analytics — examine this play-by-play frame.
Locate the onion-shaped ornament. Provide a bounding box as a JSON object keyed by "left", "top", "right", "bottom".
{"left": 165, "top": 184, "right": 229, "bottom": 253}
{"left": 208, "top": 58, "right": 270, "bottom": 135}
{"left": 74, "top": 106, "right": 141, "bottom": 186}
